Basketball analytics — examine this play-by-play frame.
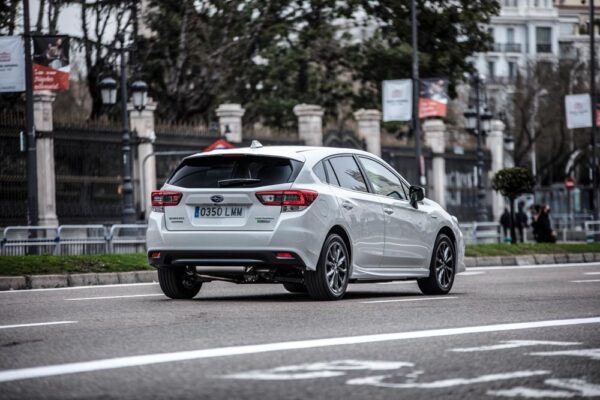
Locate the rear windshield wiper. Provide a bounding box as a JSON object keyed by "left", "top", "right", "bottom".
{"left": 218, "top": 178, "right": 261, "bottom": 187}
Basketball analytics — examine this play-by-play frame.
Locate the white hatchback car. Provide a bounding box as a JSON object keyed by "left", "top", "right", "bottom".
{"left": 147, "top": 144, "right": 465, "bottom": 300}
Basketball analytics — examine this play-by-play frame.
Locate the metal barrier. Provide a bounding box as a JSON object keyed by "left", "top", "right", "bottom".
{"left": 460, "top": 222, "right": 503, "bottom": 244}
{"left": 0, "top": 224, "right": 147, "bottom": 256}
{"left": 585, "top": 221, "right": 600, "bottom": 243}
{"left": 1, "top": 226, "right": 59, "bottom": 256}
{"left": 109, "top": 224, "right": 147, "bottom": 254}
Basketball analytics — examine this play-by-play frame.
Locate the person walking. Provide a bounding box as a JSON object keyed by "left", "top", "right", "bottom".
{"left": 500, "top": 207, "right": 512, "bottom": 243}
{"left": 515, "top": 201, "right": 528, "bottom": 243}
{"left": 536, "top": 204, "right": 556, "bottom": 243}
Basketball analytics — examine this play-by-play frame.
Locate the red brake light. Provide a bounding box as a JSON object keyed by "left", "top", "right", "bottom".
{"left": 256, "top": 190, "right": 318, "bottom": 211}
{"left": 151, "top": 190, "right": 182, "bottom": 212}
{"left": 150, "top": 251, "right": 161, "bottom": 258}
{"left": 276, "top": 252, "right": 295, "bottom": 260}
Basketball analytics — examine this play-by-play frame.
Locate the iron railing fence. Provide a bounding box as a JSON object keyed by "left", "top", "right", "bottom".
{"left": 0, "top": 224, "right": 147, "bottom": 256}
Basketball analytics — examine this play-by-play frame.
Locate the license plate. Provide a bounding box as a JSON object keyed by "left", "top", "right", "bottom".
{"left": 194, "top": 206, "right": 244, "bottom": 218}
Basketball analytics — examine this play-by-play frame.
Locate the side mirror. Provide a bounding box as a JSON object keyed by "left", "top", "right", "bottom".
{"left": 409, "top": 186, "right": 425, "bottom": 208}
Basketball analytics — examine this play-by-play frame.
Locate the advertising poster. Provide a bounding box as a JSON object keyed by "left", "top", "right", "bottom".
{"left": 382, "top": 79, "right": 412, "bottom": 122}
{"left": 33, "top": 35, "right": 70, "bottom": 91}
{"left": 565, "top": 94, "right": 592, "bottom": 129}
{"left": 0, "top": 36, "right": 25, "bottom": 92}
{"left": 419, "top": 78, "right": 448, "bottom": 118}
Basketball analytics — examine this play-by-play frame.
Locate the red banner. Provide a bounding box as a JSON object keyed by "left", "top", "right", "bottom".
{"left": 419, "top": 78, "right": 448, "bottom": 119}
{"left": 32, "top": 35, "right": 70, "bottom": 91}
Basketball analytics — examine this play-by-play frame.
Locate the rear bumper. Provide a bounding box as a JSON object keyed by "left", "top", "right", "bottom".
{"left": 148, "top": 250, "right": 306, "bottom": 268}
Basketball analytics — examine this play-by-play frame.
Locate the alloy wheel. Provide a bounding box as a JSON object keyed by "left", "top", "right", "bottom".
{"left": 435, "top": 240, "right": 454, "bottom": 290}
{"left": 325, "top": 241, "right": 348, "bottom": 295}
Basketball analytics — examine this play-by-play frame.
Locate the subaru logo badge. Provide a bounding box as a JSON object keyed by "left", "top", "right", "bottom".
{"left": 211, "top": 195, "right": 224, "bottom": 203}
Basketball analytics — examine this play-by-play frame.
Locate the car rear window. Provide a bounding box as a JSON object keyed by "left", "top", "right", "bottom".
{"left": 168, "top": 155, "right": 302, "bottom": 188}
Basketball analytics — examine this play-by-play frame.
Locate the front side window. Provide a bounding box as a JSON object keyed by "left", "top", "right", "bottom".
{"left": 329, "top": 156, "right": 368, "bottom": 192}
{"left": 359, "top": 157, "right": 407, "bottom": 200}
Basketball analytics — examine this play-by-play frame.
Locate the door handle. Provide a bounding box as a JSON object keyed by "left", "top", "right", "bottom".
{"left": 384, "top": 208, "right": 394, "bottom": 215}
{"left": 342, "top": 202, "right": 354, "bottom": 210}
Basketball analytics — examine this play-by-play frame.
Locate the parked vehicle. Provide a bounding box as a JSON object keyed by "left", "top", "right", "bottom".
{"left": 146, "top": 143, "right": 465, "bottom": 300}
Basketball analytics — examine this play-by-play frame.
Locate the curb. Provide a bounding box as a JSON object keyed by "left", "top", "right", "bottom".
{"left": 0, "top": 253, "right": 599, "bottom": 291}
{"left": 0, "top": 270, "right": 158, "bottom": 291}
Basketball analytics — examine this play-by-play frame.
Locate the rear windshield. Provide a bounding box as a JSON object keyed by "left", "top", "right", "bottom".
{"left": 168, "top": 155, "right": 302, "bottom": 188}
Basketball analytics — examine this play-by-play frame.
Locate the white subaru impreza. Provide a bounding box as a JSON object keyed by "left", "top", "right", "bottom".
{"left": 146, "top": 143, "right": 465, "bottom": 300}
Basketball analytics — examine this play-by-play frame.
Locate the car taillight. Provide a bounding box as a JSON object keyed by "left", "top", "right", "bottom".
{"left": 256, "top": 190, "right": 318, "bottom": 212}
{"left": 151, "top": 190, "right": 182, "bottom": 212}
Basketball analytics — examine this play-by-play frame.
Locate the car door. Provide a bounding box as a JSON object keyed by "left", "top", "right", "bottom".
{"left": 357, "top": 156, "right": 430, "bottom": 271}
{"left": 325, "top": 156, "right": 385, "bottom": 272}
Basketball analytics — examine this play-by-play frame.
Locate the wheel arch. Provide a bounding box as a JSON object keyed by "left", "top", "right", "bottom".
{"left": 438, "top": 225, "right": 456, "bottom": 249}
{"left": 327, "top": 225, "right": 352, "bottom": 266}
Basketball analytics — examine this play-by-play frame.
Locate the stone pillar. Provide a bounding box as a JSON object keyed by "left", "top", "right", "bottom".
{"left": 215, "top": 103, "right": 245, "bottom": 143}
{"left": 353, "top": 109, "right": 382, "bottom": 156}
{"left": 293, "top": 104, "right": 324, "bottom": 146}
{"left": 423, "top": 119, "right": 446, "bottom": 208}
{"left": 33, "top": 91, "right": 58, "bottom": 227}
{"left": 129, "top": 99, "right": 157, "bottom": 219}
{"left": 487, "top": 120, "right": 506, "bottom": 222}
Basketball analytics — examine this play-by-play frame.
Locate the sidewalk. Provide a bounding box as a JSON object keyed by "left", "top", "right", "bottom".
{"left": 1, "top": 253, "right": 598, "bottom": 291}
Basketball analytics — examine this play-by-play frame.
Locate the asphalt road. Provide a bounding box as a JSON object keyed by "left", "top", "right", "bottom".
{"left": 1, "top": 262, "right": 599, "bottom": 399}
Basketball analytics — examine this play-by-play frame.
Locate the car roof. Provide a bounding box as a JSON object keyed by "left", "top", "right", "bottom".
{"left": 184, "top": 145, "right": 378, "bottom": 163}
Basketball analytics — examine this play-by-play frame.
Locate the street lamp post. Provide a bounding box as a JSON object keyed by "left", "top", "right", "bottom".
{"left": 464, "top": 72, "right": 492, "bottom": 222}
{"left": 589, "top": 0, "right": 600, "bottom": 220}
{"left": 98, "top": 34, "right": 148, "bottom": 224}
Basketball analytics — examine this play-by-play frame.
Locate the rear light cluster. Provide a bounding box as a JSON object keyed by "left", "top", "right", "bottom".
{"left": 256, "top": 190, "right": 318, "bottom": 212}
{"left": 151, "top": 190, "right": 182, "bottom": 212}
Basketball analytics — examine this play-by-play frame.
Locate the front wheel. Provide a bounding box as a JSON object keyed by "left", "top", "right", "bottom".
{"left": 417, "top": 234, "right": 455, "bottom": 295}
{"left": 305, "top": 234, "right": 350, "bottom": 300}
{"left": 158, "top": 268, "right": 202, "bottom": 299}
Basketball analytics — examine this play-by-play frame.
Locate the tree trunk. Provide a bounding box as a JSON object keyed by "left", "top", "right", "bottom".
{"left": 509, "top": 197, "right": 517, "bottom": 245}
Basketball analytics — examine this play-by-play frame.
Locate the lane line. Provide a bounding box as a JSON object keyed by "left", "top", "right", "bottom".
{"left": 469, "top": 262, "right": 600, "bottom": 271}
{"left": 375, "top": 281, "right": 414, "bottom": 285}
{"left": 0, "top": 316, "right": 598, "bottom": 383}
{"left": 361, "top": 296, "right": 457, "bottom": 304}
{"left": 65, "top": 294, "right": 164, "bottom": 301}
{"left": 457, "top": 271, "right": 485, "bottom": 276}
{"left": 0, "top": 282, "right": 158, "bottom": 294}
{"left": 570, "top": 279, "right": 600, "bottom": 283}
{"left": 584, "top": 272, "right": 600, "bottom": 275}
{"left": 0, "top": 321, "right": 77, "bottom": 330}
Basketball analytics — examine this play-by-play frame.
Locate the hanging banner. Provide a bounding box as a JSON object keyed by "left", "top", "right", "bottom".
{"left": 0, "top": 36, "right": 25, "bottom": 92}
{"left": 419, "top": 78, "right": 448, "bottom": 118}
{"left": 382, "top": 79, "right": 412, "bottom": 122}
{"left": 33, "top": 35, "right": 70, "bottom": 91}
{"left": 565, "top": 94, "right": 592, "bottom": 129}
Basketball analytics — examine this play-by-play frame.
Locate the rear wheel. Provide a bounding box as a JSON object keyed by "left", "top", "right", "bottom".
{"left": 158, "top": 268, "right": 202, "bottom": 299}
{"left": 305, "top": 234, "right": 350, "bottom": 300}
{"left": 282, "top": 283, "right": 308, "bottom": 293}
{"left": 418, "top": 234, "right": 455, "bottom": 295}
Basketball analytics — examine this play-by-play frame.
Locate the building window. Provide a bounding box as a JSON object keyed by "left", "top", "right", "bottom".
{"left": 507, "top": 28, "right": 515, "bottom": 44}
{"left": 536, "top": 27, "right": 552, "bottom": 53}
{"left": 508, "top": 62, "right": 517, "bottom": 81}
{"left": 488, "top": 61, "right": 495, "bottom": 80}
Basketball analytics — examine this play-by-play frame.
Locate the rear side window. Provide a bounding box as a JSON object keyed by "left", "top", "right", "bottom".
{"left": 324, "top": 160, "right": 340, "bottom": 186}
{"left": 313, "top": 161, "right": 327, "bottom": 183}
{"left": 329, "top": 156, "right": 368, "bottom": 192}
{"left": 168, "top": 155, "right": 301, "bottom": 188}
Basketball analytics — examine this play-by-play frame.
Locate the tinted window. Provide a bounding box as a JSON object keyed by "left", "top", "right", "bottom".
{"left": 329, "top": 156, "right": 368, "bottom": 192}
{"left": 359, "top": 157, "right": 407, "bottom": 200}
{"left": 324, "top": 160, "right": 340, "bottom": 186}
{"left": 313, "top": 161, "right": 327, "bottom": 183}
{"left": 168, "top": 155, "right": 299, "bottom": 188}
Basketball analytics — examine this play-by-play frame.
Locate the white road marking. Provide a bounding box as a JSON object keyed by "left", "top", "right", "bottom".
{"left": 223, "top": 360, "right": 413, "bottom": 380}
{"left": 584, "top": 272, "right": 600, "bottom": 275}
{"left": 570, "top": 279, "right": 600, "bottom": 283}
{"left": 0, "top": 321, "right": 77, "bottom": 330}
{"left": 361, "top": 296, "right": 457, "bottom": 304}
{"left": 449, "top": 340, "right": 581, "bottom": 353}
{"left": 0, "top": 316, "right": 598, "bottom": 383}
{"left": 529, "top": 348, "right": 600, "bottom": 361}
{"left": 468, "top": 262, "right": 600, "bottom": 271}
{"left": 375, "top": 281, "right": 414, "bottom": 285}
{"left": 346, "top": 370, "right": 550, "bottom": 389}
{"left": 457, "top": 271, "right": 485, "bottom": 276}
{"left": 65, "top": 294, "right": 163, "bottom": 301}
{"left": 0, "top": 282, "right": 158, "bottom": 294}
{"left": 488, "top": 378, "right": 600, "bottom": 398}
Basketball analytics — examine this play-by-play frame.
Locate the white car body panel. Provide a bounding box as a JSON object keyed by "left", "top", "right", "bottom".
{"left": 146, "top": 146, "right": 466, "bottom": 279}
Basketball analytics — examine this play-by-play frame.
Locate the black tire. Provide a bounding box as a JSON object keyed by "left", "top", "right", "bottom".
{"left": 282, "top": 283, "right": 308, "bottom": 293}
{"left": 158, "top": 268, "right": 202, "bottom": 299}
{"left": 418, "top": 233, "right": 456, "bottom": 295}
{"left": 305, "top": 233, "right": 350, "bottom": 300}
